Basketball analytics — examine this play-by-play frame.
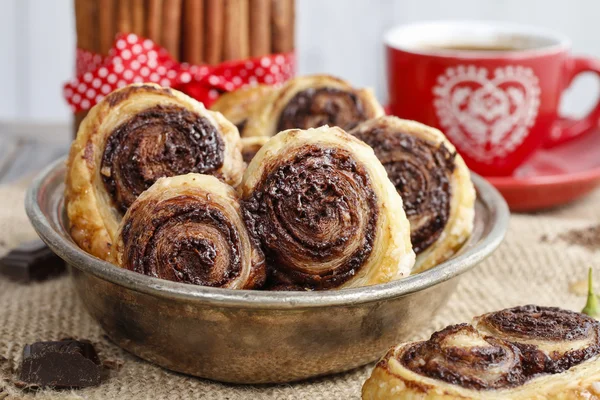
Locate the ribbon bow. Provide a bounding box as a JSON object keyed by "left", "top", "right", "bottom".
{"left": 64, "top": 33, "right": 296, "bottom": 113}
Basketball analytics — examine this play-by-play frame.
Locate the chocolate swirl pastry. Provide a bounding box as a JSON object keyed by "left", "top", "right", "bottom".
{"left": 240, "top": 136, "right": 269, "bottom": 164}
{"left": 239, "top": 126, "right": 415, "bottom": 290}
{"left": 350, "top": 117, "right": 475, "bottom": 273}
{"left": 109, "top": 174, "right": 266, "bottom": 289}
{"left": 474, "top": 305, "right": 600, "bottom": 373}
{"left": 363, "top": 305, "right": 600, "bottom": 400}
{"left": 66, "top": 83, "right": 244, "bottom": 260}
{"left": 210, "top": 85, "right": 274, "bottom": 136}
{"left": 399, "top": 324, "right": 526, "bottom": 390}
{"left": 243, "top": 75, "right": 385, "bottom": 137}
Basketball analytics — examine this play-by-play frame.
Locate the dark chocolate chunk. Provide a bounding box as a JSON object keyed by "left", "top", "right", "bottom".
{"left": 19, "top": 340, "right": 102, "bottom": 388}
{"left": 0, "top": 240, "right": 65, "bottom": 282}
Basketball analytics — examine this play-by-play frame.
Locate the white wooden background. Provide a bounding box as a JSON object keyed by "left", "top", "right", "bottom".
{"left": 1, "top": 0, "right": 600, "bottom": 123}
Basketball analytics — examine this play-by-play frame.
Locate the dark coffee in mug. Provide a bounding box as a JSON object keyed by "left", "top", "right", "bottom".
{"left": 422, "top": 43, "right": 522, "bottom": 52}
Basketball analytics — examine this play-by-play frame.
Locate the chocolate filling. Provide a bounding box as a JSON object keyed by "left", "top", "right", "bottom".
{"left": 484, "top": 305, "right": 595, "bottom": 341}
{"left": 242, "top": 145, "right": 378, "bottom": 290}
{"left": 235, "top": 119, "right": 248, "bottom": 134}
{"left": 101, "top": 105, "right": 225, "bottom": 213}
{"left": 242, "top": 145, "right": 261, "bottom": 164}
{"left": 120, "top": 195, "right": 242, "bottom": 287}
{"left": 479, "top": 305, "right": 600, "bottom": 372}
{"left": 353, "top": 127, "right": 455, "bottom": 254}
{"left": 398, "top": 306, "right": 600, "bottom": 391}
{"left": 276, "top": 88, "right": 368, "bottom": 132}
{"left": 401, "top": 324, "right": 527, "bottom": 390}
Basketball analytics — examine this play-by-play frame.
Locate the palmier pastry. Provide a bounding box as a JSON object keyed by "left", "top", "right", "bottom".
{"left": 65, "top": 83, "right": 244, "bottom": 260}
{"left": 240, "top": 136, "right": 270, "bottom": 164}
{"left": 210, "top": 85, "right": 274, "bottom": 136}
{"left": 362, "top": 305, "right": 600, "bottom": 399}
{"left": 474, "top": 305, "right": 600, "bottom": 374}
{"left": 350, "top": 117, "right": 475, "bottom": 273}
{"left": 243, "top": 75, "right": 385, "bottom": 137}
{"left": 239, "top": 126, "right": 415, "bottom": 290}
{"left": 109, "top": 174, "right": 266, "bottom": 289}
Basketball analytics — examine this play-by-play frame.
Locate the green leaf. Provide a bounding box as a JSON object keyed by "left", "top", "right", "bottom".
{"left": 582, "top": 267, "right": 600, "bottom": 319}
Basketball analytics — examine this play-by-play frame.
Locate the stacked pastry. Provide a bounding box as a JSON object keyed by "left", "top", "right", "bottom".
{"left": 362, "top": 305, "right": 600, "bottom": 399}
{"left": 214, "top": 76, "right": 475, "bottom": 271}
{"left": 211, "top": 75, "right": 385, "bottom": 139}
{"left": 239, "top": 126, "right": 414, "bottom": 289}
{"left": 66, "top": 83, "right": 244, "bottom": 260}
{"left": 66, "top": 76, "right": 476, "bottom": 290}
{"left": 350, "top": 117, "right": 475, "bottom": 272}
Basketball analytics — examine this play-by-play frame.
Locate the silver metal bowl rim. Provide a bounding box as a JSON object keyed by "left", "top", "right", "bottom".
{"left": 25, "top": 157, "right": 509, "bottom": 309}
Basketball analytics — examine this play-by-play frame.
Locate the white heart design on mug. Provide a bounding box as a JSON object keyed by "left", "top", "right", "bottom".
{"left": 433, "top": 65, "right": 540, "bottom": 163}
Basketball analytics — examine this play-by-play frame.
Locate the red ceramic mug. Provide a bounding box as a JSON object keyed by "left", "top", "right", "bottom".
{"left": 385, "top": 21, "right": 600, "bottom": 176}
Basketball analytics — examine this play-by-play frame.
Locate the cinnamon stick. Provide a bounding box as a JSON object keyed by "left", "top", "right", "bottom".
{"left": 74, "top": 0, "right": 98, "bottom": 51}
{"left": 147, "top": 0, "right": 163, "bottom": 45}
{"left": 239, "top": 0, "right": 250, "bottom": 58}
{"left": 131, "top": 0, "right": 145, "bottom": 36}
{"left": 271, "top": 0, "right": 295, "bottom": 53}
{"left": 183, "top": 0, "right": 204, "bottom": 64}
{"left": 117, "top": 0, "right": 132, "bottom": 34}
{"left": 223, "top": 0, "right": 249, "bottom": 61}
{"left": 162, "top": 0, "right": 183, "bottom": 60}
{"left": 205, "top": 0, "right": 224, "bottom": 64}
{"left": 98, "top": 0, "right": 116, "bottom": 54}
{"left": 249, "top": 0, "right": 271, "bottom": 57}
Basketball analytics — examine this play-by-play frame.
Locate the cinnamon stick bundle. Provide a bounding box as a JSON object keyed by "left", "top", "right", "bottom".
{"left": 271, "top": 0, "right": 295, "bottom": 53}
{"left": 183, "top": 0, "right": 205, "bottom": 64}
{"left": 249, "top": 0, "right": 271, "bottom": 57}
{"left": 97, "top": 0, "right": 116, "bottom": 54}
{"left": 205, "top": 0, "right": 224, "bottom": 64}
{"left": 146, "top": 0, "right": 163, "bottom": 45}
{"left": 162, "top": 0, "right": 183, "bottom": 60}
{"left": 131, "top": 0, "right": 146, "bottom": 36}
{"left": 223, "top": 0, "right": 250, "bottom": 61}
{"left": 117, "top": 0, "right": 132, "bottom": 34}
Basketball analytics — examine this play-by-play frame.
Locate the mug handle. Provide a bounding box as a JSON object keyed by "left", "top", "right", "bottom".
{"left": 545, "top": 56, "right": 600, "bottom": 148}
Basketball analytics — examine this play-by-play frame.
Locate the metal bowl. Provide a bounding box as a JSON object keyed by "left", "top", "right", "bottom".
{"left": 25, "top": 158, "right": 509, "bottom": 384}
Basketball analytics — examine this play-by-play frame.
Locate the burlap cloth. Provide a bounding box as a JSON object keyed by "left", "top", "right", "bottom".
{"left": 0, "top": 180, "right": 599, "bottom": 400}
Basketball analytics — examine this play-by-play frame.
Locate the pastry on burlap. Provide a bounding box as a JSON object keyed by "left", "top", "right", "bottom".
{"left": 1, "top": 180, "right": 599, "bottom": 399}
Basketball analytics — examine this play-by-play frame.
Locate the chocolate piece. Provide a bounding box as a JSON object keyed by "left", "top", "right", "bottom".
{"left": 101, "top": 104, "right": 225, "bottom": 213}
{"left": 242, "top": 145, "right": 378, "bottom": 290}
{"left": 0, "top": 240, "right": 65, "bottom": 282}
{"left": 276, "top": 88, "right": 367, "bottom": 132}
{"left": 19, "top": 340, "right": 101, "bottom": 388}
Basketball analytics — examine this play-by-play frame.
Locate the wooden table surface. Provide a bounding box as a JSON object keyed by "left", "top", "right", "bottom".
{"left": 0, "top": 122, "right": 71, "bottom": 184}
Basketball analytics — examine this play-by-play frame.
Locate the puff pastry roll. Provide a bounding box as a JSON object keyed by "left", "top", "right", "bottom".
{"left": 350, "top": 117, "right": 475, "bottom": 273}
{"left": 240, "top": 136, "right": 270, "bottom": 164}
{"left": 65, "top": 83, "right": 244, "bottom": 260}
{"left": 243, "top": 75, "right": 385, "bottom": 137}
{"left": 362, "top": 305, "right": 600, "bottom": 399}
{"left": 210, "top": 85, "right": 274, "bottom": 136}
{"left": 109, "top": 174, "right": 266, "bottom": 289}
{"left": 239, "top": 126, "right": 415, "bottom": 290}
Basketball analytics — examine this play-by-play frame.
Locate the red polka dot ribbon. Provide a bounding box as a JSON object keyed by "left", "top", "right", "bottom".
{"left": 64, "top": 33, "right": 296, "bottom": 113}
